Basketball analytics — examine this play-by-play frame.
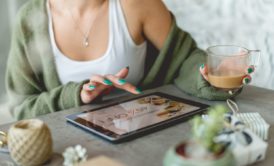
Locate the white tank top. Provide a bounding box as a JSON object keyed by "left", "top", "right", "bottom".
{"left": 47, "top": 0, "right": 147, "bottom": 85}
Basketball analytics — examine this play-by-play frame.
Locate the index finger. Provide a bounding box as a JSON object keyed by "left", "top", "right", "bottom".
{"left": 105, "top": 75, "right": 141, "bottom": 94}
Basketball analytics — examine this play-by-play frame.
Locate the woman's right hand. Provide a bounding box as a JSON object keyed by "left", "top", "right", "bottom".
{"left": 80, "top": 67, "right": 141, "bottom": 104}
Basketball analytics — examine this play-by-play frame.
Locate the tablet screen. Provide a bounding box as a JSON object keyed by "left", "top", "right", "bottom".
{"left": 76, "top": 95, "right": 200, "bottom": 136}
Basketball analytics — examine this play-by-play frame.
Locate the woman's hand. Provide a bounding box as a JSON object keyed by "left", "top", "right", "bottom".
{"left": 80, "top": 67, "right": 142, "bottom": 104}
{"left": 199, "top": 64, "right": 254, "bottom": 86}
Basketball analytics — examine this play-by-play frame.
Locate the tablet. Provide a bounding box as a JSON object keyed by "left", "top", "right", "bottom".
{"left": 66, "top": 92, "right": 209, "bottom": 143}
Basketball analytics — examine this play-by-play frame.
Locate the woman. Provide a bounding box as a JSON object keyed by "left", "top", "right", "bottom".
{"left": 6, "top": 0, "right": 253, "bottom": 120}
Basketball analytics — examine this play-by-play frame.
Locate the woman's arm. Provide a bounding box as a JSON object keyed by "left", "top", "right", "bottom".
{"left": 140, "top": 20, "right": 241, "bottom": 100}
{"left": 135, "top": 0, "right": 242, "bottom": 100}
{"left": 121, "top": 0, "right": 171, "bottom": 49}
{"left": 6, "top": 14, "right": 85, "bottom": 120}
{"left": 139, "top": 0, "right": 172, "bottom": 50}
{"left": 134, "top": 0, "right": 172, "bottom": 50}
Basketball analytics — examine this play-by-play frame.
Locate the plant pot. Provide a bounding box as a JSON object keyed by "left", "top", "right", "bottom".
{"left": 163, "top": 142, "right": 235, "bottom": 166}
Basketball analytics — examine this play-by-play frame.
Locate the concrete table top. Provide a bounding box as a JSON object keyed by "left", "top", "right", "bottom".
{"left": 0, "top": 85, "right": 273, "bottom": 166}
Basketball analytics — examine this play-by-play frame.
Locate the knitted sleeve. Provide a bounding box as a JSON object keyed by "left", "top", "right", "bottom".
{"left": 141, "top": 19, "right": 241, "bottom": 100}
{"left": 6, "top": 7, "right": 85, "bottom": 120}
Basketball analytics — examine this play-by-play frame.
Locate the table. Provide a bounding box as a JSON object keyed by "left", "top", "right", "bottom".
{"left": 0, "top": 85, "right": 273, "bottom": 166}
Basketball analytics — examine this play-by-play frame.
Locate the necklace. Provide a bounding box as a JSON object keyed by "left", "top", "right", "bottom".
{"left": 67, "top": 5, "right": 100, "bottom": 47}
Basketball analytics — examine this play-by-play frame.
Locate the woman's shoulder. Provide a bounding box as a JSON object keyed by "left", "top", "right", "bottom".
{"left": 123, "top": 0, "right": 163, "bottom": 7}
{"left": 15, "top": 0, "right": 47, "bottom": 29}
{"left": 121, "top": 0, "right": 170, "bottom": 23}
{"left": 122, "top": 0, "right": 165, "bottom": 13}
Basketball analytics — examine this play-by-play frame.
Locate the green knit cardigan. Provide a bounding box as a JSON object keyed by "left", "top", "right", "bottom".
{"left": 6, "top": 0, "right": 236, "bottom": 120}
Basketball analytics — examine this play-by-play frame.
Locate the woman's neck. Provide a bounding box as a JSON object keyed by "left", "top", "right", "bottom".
{"left": 51, "top": 0, "right": 106, "bottom": 16}
{"left": 65, "top": 0, "right": 106, "bottom": 11}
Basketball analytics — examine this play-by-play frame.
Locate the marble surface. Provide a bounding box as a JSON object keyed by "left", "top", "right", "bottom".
{"left": 0, "top": 85, "right": 273, "bottom": 166}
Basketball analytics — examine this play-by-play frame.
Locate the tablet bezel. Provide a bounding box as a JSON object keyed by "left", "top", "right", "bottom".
{"left": 66, "top": 92, "right": 209, "bottom": 143}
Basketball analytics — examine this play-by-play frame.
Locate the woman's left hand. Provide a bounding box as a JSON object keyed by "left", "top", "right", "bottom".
{"left": 199, "top": 64, "right": 254, "bottom": 86}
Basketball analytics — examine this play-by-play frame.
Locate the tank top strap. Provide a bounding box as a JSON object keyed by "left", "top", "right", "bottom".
{"left": 109, "top": 0, "right": 141, "bottom": 47}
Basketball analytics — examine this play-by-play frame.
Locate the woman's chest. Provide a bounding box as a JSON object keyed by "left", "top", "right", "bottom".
{"left": 50, "top": 2, "right": 144, "bottom": 62}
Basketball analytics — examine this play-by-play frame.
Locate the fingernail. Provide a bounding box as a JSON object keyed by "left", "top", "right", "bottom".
{"left": 89, "top": 85, "right": 96, "bottom": 90}
{"left": 200, "top": 64, "right": 205, "bottom": 69}
{"left": 135, "top": 88, "right": 142, "bottom": 94}
{"left": 243, "top": 78, "right": 250, "bottom": 84}
{"left": 126, "top": 66, "right": 130, "bottom": 70}
{"left": 103, "top": 79, "right": 113, "bottom": 85}
{"left": 118, "top": 79, "right": 126, "bottom": 85}
{"left": 247, "top": 67, "right": 253, "bottom": 74}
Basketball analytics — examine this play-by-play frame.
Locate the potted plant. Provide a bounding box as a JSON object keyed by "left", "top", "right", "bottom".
{"left": 163, "top": 105, "right": 235, "bottom": 166}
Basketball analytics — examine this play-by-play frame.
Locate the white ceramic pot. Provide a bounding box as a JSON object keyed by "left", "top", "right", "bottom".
{"left": 163, "top": 142, "right": 235, "bottom": 166}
